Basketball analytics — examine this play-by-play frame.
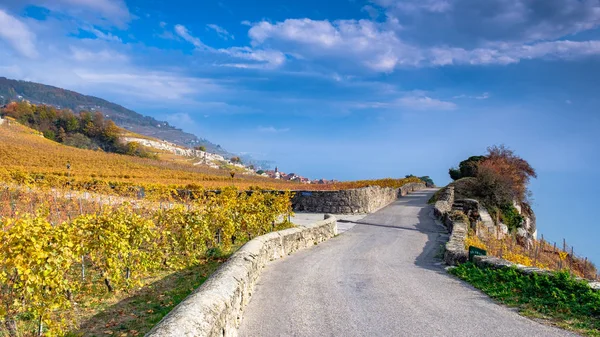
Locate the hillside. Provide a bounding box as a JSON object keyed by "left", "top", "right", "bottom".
{"left": 0, "top": 76, "right": 229, "bottom": 155}
{"left": 0, "top": 118, "right": 420, "bottom": 196}
{"left": 0, "top": 116, "right": 296, "bottom": 193}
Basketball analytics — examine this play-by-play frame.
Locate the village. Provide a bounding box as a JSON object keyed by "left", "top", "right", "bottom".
{"left": 258, "top": 167, "right": 338, "bottom": 185}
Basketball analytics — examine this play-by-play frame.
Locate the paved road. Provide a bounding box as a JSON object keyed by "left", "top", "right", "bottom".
{"left": 292, "top": 213, "right": 366, "bottom": 234}
{"left": 238, "top": 189, "right": 577, "bottom": 337}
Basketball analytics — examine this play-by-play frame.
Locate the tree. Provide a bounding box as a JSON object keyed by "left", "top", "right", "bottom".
{"left": 230, "top": 156, "right": 242, "bottom": 164}
{"left": 57, "top": 127, "right": 67, "bottom": 143}
{"left": 101, "top": 121, "right": 120, "bottom": 144}
{"left": 419, "top": 176, "right": 434, "bottom": 187}
{"left": 481, "top": 145, "right": 536, "bottom": 204}
{"left": 195, "top": 145, "right": 207, "bottom": 152}
{"left": 449, "top": 155, "right": 486, "bottom": 180}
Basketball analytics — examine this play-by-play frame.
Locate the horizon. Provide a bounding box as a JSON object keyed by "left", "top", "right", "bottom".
{"left": 0, "top": 0, "right": 599, "bottom": 266}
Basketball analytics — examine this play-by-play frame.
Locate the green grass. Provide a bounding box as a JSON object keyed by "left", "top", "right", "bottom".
{"left": 450, "top": 263, "right": 600, "bottom": 336}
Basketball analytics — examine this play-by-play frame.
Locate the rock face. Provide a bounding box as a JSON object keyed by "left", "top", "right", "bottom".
{"left": 452, "top": 199, "right": 480, "bottom": 228}
{"left": 122, "top": 137, "right": 226, "bottom": 161}
{"left": 291, "top": 183, "right": 426, "bottom": 214}
{"left": 146, "top": 216, "right": 338, "bottom": 337}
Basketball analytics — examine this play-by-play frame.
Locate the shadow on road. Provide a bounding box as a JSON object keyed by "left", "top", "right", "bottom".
{"left": 336, "top": 189, "right": 450, "bottom": 273}
{"left": 413, "top": 204, "right": 450, "bottom": 273}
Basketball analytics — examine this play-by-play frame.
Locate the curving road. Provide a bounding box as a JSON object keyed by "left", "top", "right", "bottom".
{"left": 238, "top": 189, "right": 577, "bottom": 337}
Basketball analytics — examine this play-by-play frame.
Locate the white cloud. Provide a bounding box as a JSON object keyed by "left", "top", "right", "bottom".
{"left": 397, "top": 94, "right": 457, "bottom": 110}
{"left": 0, "top": 10, "right": 38, "bottom": 58}
{"left": 352, "top": 91, "right": 457, "bottom": 111}
{"left": 207, "top": 24, "right": 234, "bottom": 40}
{"left": 258, "top": 126, "right": 290, "bottom": 133}
{"left": 175, "top": 24, "right": 286, "bottom": 68}
{"left": 430, "top": 40, "right": 600, "bottom": 66}
{"left": 361, "top": 5, "right": 380, "bottom": 19}
{"left": 219, "top": 47, "right": 286, "bottom": 68}
{"left": 70, "top": 46, "right": 128, "bottom": 62}
{"left": 73, "top": 70, "right": 221, "bottom": 100}
{"left": 174, "top": 24, "right": 208, "bottom": 49}
{"left": 249, "top": 18, "right": 421, "bottom": 72}
{"left": 247, "top": 18, "right": 600, "bottom": 72}
{"left": 453, "top": 92, "right": 490, "bottom": 100}
{"left": 82, "top": 26, "right": 122, "bottom": 42}
{"left": 373, "top": 0, "right": 600, "bottom": 45}
{"left": 391, "top": 0, "right": 451, "bottom": 13}
{"left": 41, "top": 0, "right": 131, "bottom": 27}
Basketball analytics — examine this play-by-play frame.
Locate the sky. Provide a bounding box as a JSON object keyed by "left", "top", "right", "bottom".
{"left": 0, "top": 0, "right": 599, "bottom": 267}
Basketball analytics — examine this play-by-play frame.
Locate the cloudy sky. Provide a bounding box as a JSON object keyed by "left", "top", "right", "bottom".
{"left": 1, "top": 0, "right": 600, "bottom": 265}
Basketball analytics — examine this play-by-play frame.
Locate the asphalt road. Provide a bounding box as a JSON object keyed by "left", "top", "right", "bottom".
{"left": 238, "top": 188, "right": 577, "bottom": 337}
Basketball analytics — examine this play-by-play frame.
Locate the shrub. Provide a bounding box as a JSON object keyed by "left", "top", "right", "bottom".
{"left": 449, "top": 156, "right": 486, "bottom": 180}
{"left": 499, "top": 203, "right": 525, "bottom": 232}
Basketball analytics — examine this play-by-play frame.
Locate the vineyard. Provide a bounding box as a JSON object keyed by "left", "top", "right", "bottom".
{"left": 0, "top": 112, "right": 427, "bottom": 336}
{"left": 465, "top": 224, "right": 599, "bottom": 280}
{"left": 0, "top": 119, "right": 421, "bottom": 196}
{"left": 0, "top": 186, "right": 293, "bottom": 336}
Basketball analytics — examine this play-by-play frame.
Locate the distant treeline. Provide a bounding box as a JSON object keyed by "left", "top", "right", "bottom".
{"left": 1, "top": 101, "right": 155, "bottom": 158}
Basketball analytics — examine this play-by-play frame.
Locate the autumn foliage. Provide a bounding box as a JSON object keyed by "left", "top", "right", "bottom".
{"left": 0, "top": 187, "right": 293, "bottom": 336}
{"left": 450, "top": 145, "right": 536, "bottom": 211}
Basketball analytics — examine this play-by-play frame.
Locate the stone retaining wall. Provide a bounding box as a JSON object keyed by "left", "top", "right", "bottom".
{"left": 145, "top": 216, "right": 338, "bottom": 337}
{"left": 432, "top": 186, "right": 468, "bottom": 265}
{"left": 292, "top": 182, "right": 426, "bottom": 214}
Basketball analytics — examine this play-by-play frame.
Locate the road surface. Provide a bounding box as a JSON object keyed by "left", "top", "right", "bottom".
{"left": 238, "top": 188, "right": 576, "bottom": 337}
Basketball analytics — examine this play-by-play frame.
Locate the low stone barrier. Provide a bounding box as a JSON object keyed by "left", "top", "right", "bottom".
{"left": 292, "top": 182, "right": 426, "bottom": 214}
{"left": 433, "top": 186, "right": 454, "bottom": 220}
{"left": 145, "top": 216, "right": 338, "bottom": 337}
{"left": 432, "top": 186, "right": 468, "bottom": 265}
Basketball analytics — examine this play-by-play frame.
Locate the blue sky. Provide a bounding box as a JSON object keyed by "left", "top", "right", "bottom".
{"left": 1, "top": 0, "right": 600, "bottom": 267}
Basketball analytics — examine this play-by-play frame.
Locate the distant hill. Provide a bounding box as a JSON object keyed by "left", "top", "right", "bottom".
{"left": 0, "top": 76, "right": 229, "bottom": 156}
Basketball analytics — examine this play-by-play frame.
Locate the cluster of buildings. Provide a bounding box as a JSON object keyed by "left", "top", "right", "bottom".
{"left": 260, "top": 167, "right": 337, "bottom": 185}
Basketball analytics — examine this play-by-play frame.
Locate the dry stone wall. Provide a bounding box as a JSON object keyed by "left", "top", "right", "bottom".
{"left": 433, "top": 186, "right": 469, "bottom": 265}
{"left": 145, "top": 217, "right": 338, "bottom": 337}
{"left": 292, "top": 182, "right": 426, "bottom": 214}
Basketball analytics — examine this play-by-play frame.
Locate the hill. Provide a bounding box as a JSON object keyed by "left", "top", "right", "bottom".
{"left": 0, "top": 116, "right": 421, "bottom": 196}
{"left": 0, "top": 116, "right": 302, "bottom": 196}
{"left": 0, "top": 76, "right": 229, "bottom": 156}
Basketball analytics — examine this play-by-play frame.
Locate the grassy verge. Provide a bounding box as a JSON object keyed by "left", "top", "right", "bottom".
{"left": 450, "top": 263, "right": 600, "bottom": 336}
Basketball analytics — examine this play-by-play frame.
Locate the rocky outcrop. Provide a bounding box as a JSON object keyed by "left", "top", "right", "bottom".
{"left": 435, "top": 186, "right": 598, "bottom": 292}
{"left": 292, "top": 183, "right": 426, "bottom": 214}
{"left": 145, "top": 216, "right": 338, "bottom": 337}
{"left": 122, "top": 137, "right": 226, "bottom": 161}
